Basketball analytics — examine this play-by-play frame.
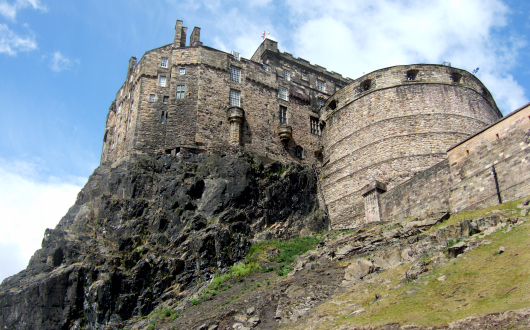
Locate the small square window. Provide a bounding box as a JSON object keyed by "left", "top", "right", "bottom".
{"left": 163, "top": 96, "right": 169, "bottom": 103}
{"left": 160, "top": 58, "right": 168, "bottom": 68}
{"left": 230, "top": 67, "right": 241, "bottom": 83}
{"left": 230, "top": 90, "right": 241, "bottom": 107}
{"left": 279, "top": 106, "right": 287, "bottom": 124}
{"left": 159, "top": 76, "right": 167, "bottom": 87}
{"left": 278, "top": 87, "right": 288, "bottom": 101}
{"left": 179, "top": 68, "right": 186, "bottom": 75}
{"left": 149, "top": 94, "right": 156, "bottom": 102}
{"left": 262, "top": 64, "right": 269, "bottom": 72}
{"left": 302, "top": 73, "right": 308, "bottom": 81}
{"left": 284, "top": 70, "right": 290, "bottom": 81}
{"left": 310, "top": 117, "right": 320, "bottom": 135}
{"left": 176, "top": 85, "right": 186, "bottom": 99}
{"left": 317, "top": 80, "right": 325, "bottom": 92}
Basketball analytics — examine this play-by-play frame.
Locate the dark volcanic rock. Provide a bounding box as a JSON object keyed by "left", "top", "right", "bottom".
{"left": 0, "top": 151, "right": 327, "bottom": 329}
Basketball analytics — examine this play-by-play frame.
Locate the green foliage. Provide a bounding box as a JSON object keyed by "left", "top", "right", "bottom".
{"left": 447, "top": 238, "right": 462, "bottom": 247}
{"left": 190, "top": 297, "right": 200, "bottom": 306}
{"left": 205, "top": 262, "right": 261, "bottom": 295}
{"left": 247, "top": 236, "right": 321, "bottom": 264}
{"left": 276, "top": 264, "right": 293, "bottom": 276}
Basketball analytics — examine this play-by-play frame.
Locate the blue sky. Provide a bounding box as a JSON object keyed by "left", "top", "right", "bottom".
{"left": 1, "top": 0, "right": 529, "bottom": 281}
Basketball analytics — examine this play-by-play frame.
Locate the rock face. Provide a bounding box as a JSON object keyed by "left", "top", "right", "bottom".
{"left": 0, "top": 152, "right": 327, "bottom": 329}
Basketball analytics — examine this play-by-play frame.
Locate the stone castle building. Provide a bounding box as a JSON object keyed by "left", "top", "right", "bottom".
{"left": 101, "top": 19, "right": 509, "bottom": 229}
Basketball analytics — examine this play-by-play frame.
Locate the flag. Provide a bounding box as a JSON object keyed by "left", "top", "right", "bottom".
{"left": 472, "top": 67, "right": 479, "bottom": 74}
{"left": 262, "top": 31, "right": 266, "bottom": 39}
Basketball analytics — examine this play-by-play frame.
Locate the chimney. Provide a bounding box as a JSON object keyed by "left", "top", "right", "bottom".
{"left": 174, "top": 20, "right": 185, "bottom": 47}
{"left": 190, "top": 27, "right": 202, "bottom": 46}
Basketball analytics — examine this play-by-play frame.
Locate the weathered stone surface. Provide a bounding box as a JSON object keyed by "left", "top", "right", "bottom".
{"left": 0, "top": 152, "right": 326, "bottom": 329}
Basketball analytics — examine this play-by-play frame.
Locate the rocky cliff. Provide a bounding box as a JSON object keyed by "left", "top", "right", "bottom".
{"left": 0, "top": 151, "right": 327, "bottom": 329}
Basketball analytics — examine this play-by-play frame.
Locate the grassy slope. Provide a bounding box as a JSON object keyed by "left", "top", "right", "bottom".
{"left": 302, "top": 200, "right": 530, "bottom": 329}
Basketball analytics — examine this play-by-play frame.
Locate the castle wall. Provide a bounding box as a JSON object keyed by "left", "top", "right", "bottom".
{"left": 321, "top": 65, "right": 502, "bottom": 229}
{"left": 379, "top": 159, "right": 452, "bottom": 222}
{"left": 447, "top": 103, "right": 530, "bottom": 212}
{"left": 101, "top": 27, "right": 353, "bottom": 166}
{"left": 376, "top": 103, "right": 530, "bottom": 222}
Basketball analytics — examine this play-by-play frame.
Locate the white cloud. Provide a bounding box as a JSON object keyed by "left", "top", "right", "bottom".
{"left": 0, "top": 23, "right": 37, "bottom": 55}
{"left": 0, "top": 158, "right": 85, "bottom": 282}
{"left": 281, "top": 0, "right": 527, "bottom": 114}
{"left": 48, "top": 51, "right": 80, "bottom": 72}
{"left": 0, "top": 0, "right": 46, "bottom": 21}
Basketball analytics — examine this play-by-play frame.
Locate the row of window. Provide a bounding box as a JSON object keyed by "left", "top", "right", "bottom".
{"left": 231, "top": 65, "right": 327, "bottom": 93}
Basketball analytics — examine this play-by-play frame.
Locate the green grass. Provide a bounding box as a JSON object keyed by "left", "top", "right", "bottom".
{"left": 204, "top": 262, "right": 262, "bottom": 295}
{"left": 247, "top": 236, "right": 322, "bottom": 264}
{"left": 303, "top": 216, "right": 530, "bottom": 329}
{"left": 426, "top": 197, "right": 526, "bottom": 233}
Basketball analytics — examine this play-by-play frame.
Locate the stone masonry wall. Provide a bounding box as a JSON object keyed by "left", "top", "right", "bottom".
{"left": 447, "top": 103, "right": 530, "bottom": 212}
{"left": 321, "top": 65, "right": 502, "bottom": 229}
{"left": 101, "top": 26, "right": 353, "bottom": 167}
{"left": 376, "top": 103, "right": 530, "bottom": 223}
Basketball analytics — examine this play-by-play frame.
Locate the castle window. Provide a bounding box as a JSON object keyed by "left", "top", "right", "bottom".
{"left": 295, "top": 146, "right": 304, "bottom": 159}
{"left": 230, "top": 89, "right": 241, "bottom": 107}
{"left": 284, "top": 70, "right": 290, "bottom": 81}
{"left": 159, "top": 76, "right": 167, "bottom": 87}
{"left": 310, "top": 117, "right": 320, "bottom": 135}
{"left": 317, "top": 80, "right": 325, "bottom": 92}
{"left": 176, "top": 85, "right": 186, "bottom": 99}
{"left": 361, "top": 79, "right": 372, "bottom": 91}
{"left": 230, "top": 66, "right": 241, "bottom": 83}
{"left": 117, "top": 104, "right": 121, "bottom": 114}
{"left": 317, "top": 99, "right": 325, "bottom": 109}
{"left": 179, "top": 68, "right": 186, "bottom": 75}
{"left": 302, "top": 73, "right": 308, "bottom": 81}
{"left": 160, "top": 58, "right": 168, "bottom": 68}
{"left": 278, "top": 87, "right": 288, "bottom": 100}
{"left": 496, "top": 133, "right": 500, "bottom": 140}
{"left": 452, "top": 72, "right": 462, "bottom": 83}
{"left": 161, "top": 111, "right": 166, "bottom": 123}
{"left": 149, "top": 94, "right": 156, "bottom": 102}
{"left": 263, "top": 64, "right": 269, "bottom": 72}
{"left": 130, "top": 101, "right": 134, "bottom": 111}
{"left": 163, "top": 96, "right": 169, "bottom": 103}
{"left": 406, "top": 69, "right": 419, "bottom": 81}
{"left": 279, "top": 106, "right": 287, "bottom": 124}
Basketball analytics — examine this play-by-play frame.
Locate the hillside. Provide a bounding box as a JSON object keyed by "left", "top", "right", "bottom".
{"left": 136, "top": 195, "right": 530, "bottom": 330}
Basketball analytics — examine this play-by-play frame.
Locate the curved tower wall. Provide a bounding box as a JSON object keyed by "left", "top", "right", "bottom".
{"left": 320, "top": 64, "right": 502, "bottom": 229}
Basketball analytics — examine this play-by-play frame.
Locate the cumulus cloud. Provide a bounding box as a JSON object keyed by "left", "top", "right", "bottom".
{"left": 0, "top": 158, "right": 85, "bottom": 282}
{"left": 48, "top": 51, "right": 80, "bottom": 72}
{"left": 0, "top": 23, "right": 37, "bottom": 55}
{"left": 281, "top": 0, "right": 527, "bottom": 114}
{"left": 0, "top": 0, "right": 46, "bottom": 21}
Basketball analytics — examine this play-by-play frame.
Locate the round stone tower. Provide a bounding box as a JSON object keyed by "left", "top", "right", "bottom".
{"left": 320, "top": 64, "right": 502, "bottom": 229}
